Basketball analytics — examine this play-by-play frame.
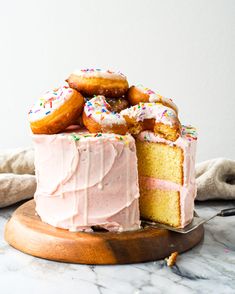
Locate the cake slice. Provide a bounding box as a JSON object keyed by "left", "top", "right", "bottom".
{"left": 136, "top": 125, "right": 197, "bottom": 228}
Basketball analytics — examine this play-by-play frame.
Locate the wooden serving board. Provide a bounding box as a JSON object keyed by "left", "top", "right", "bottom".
{"left": 4, "top": 200, "right": 204, "bottom": 264}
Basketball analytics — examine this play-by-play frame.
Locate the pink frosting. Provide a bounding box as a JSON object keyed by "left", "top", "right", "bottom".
{"left": 137, "top": 127, "right": 197, "bottom": 228}
{"left": 33, "top": 129, "right": 140, "bottom": 232}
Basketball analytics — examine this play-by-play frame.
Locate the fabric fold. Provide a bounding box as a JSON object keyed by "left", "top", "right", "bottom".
{"left": 196, "top": 158, "right": 235, "bottom": 200}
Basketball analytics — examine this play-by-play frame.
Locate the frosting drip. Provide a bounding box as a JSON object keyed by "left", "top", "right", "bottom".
{"left": 33, "top": 129, "right": 140, "bottom": 232}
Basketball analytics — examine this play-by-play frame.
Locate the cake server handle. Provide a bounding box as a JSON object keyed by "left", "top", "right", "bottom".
{"left": 217, "top": 207, "right": 235, "bottom": 217}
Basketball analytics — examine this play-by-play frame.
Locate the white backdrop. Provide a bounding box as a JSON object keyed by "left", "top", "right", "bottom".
{"left": 0, "top": 0, "right": 234, "bottom": 162}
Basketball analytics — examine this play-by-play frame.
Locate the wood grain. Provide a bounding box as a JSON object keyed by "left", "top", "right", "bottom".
{"left": 4, "top": 200, "right": 204, "bottom": 264}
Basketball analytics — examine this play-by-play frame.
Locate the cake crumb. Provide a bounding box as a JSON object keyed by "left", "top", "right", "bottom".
{"left": 166, "top": 251, "right": 178, "bottom": 267}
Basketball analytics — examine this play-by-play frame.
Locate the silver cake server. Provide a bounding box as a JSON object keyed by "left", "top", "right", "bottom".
{"left": 141, "top": 207, "right": 235, "bottom": 234}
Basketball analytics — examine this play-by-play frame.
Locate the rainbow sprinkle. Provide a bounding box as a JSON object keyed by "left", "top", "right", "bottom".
{"left": 181, "top": 125, "right": 197, "bottom": 141}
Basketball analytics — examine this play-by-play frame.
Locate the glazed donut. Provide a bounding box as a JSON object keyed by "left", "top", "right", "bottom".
{"left": 83, "top": 96, "right": 128, "bottom": 135}
{"left": 120, "top": 102, "right": 181, "bottom": 141}
{"left": 67, "top": 69, "right": 129, "bottom": 98}
{"left": 28, "top": 86, "right": 84, "bottom": 134}
{"left": 127, "top": 85, "right": 178, "bottom": 114}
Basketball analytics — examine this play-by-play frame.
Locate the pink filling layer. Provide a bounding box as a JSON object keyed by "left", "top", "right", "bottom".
{"left": 139, "top": 176, "right": 181, "bottom": 191}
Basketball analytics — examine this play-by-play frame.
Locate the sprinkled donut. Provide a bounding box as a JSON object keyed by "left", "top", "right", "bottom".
{"left": 67, "top": 69, "right": 129, "bottom": 98}
{"left": 83, "top": 95, "right": 128, "bottom": 135}
{"left": 127, "top": 85, "right": 178, "bottom": 114}
{"left": 120, "top": 102, "right": 181, "bottom": 141}
{"left": 28, "top": 86, "right": 84, "bottom": 134}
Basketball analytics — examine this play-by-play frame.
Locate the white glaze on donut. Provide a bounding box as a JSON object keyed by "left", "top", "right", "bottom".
{"left": 28, "top": 86, "right": 73, "bottom": 122}
{"left": 72, "top": 69, "right": 127, "bottom": 80}
{"left": 120, "top": 102, "right": 179, "bottom": 127}
{"left": 84, "top": 96, "right": 126, "bottom": 127}
{"left": 135, "top": 85, "right": 178, "bottom": 113}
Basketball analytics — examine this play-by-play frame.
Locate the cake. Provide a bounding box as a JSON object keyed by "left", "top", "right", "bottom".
{"left": 33, "top": 128, "right": 140, "bottom": 232}
{"left": 136, "top": 125, "right": 197, "bottom": 227}
{"left": 29, "top": 68, "right": 198, "bottom": 232}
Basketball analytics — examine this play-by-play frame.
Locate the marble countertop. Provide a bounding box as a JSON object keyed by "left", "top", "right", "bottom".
{"left": 0, "top": 200, "right": 235, "bottom": 294}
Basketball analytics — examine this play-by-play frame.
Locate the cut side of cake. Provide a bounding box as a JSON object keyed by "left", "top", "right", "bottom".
{"left": 136, "top": 126, "right": 197, "bottom": 228}
{"left": 33, "top": 128, "right": 140, "bottom": 232}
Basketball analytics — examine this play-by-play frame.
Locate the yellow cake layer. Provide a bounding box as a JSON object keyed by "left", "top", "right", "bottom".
{"left": 140, "top": 188, "right": 181, "bottom": 227}
{"left": 136, "top": 140, "right": 183, "bottom": 185}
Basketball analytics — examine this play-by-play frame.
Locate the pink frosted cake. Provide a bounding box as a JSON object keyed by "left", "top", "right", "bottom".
{"left": 33, "top": 129, "right": 140, "bottom": 232}
{"left": 29, "top": 68, "right": 198, "bottom": 232}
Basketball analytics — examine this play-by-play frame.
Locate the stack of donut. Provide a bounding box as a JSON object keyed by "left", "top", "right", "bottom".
{"left": 28, "top": 69, "right": 181, "bottom": 141}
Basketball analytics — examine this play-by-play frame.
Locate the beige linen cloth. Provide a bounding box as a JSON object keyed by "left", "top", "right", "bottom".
{"left": 196, "top": 158, "right": 235, "bottom": 201}
{"left": 0, "top": 147, "right": 36, "bottom": 207}
{"left": 0, "top": 148, "right": 234, "bottom": 207}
